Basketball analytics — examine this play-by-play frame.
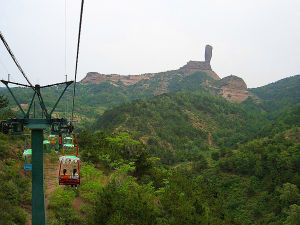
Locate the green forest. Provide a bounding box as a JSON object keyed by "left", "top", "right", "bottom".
{"left": 0, "top": 74, "right": 299, "bottom": 225}
{"left": 94, "top": 92, "right": 268, "bottom": 164}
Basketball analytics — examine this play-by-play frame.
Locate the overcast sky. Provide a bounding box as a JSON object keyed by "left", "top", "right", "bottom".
{"left": 0, "top": 0, "right": 299, "bottom": 88}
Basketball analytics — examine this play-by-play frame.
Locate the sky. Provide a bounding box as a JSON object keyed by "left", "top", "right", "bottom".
{"left": 0, "top": 0, "right": 299, "bottom": 88}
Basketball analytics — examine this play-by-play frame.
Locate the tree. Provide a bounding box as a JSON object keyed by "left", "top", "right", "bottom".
{"left": 284, "top": 204, "right": 300, "bottom": 225}
{"left": 279, "top": 183, "right": 300, "bottom": 206}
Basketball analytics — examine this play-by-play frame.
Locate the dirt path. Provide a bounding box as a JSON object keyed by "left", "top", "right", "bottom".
{"left": 25, "top": 153, "right": 60, "bottom": 225}
{"left": 73, "top": 197, "right": 84, "bottom": 211}
{"left": 44, "top": 153, "right": 86, "bottom": 215}
{"left": 44, "top": 153, "right": 62, "bottom": 211}
{"left": 24, "top": 205, "right": 32, "bottom": 225}
{"left": 26, "top": 153, "right": 109, "bottom": 224}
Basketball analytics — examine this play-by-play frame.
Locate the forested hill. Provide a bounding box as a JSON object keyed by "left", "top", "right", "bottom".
{"left": 249, "top": 74, "right": 300, "bottom": 112}
{"left": 0, "top": 134, "right": 31, "bottom": 225}
{"left": 77, "top": 94, "right": 300, "bottom": 224}
{"left": 94, "top": 92, "right": 267, "bottom": 164}
{"left": 1, "top": 73, "right": 299, "bottom": 131}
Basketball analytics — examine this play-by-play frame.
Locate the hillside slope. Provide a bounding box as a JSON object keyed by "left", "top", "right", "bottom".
{"left": 94, "top": 92, "right": 267, "bottom": 164}
{"left": 0, "top": 134, "right": 31, "bottom": 225}
{"left": 249, "top": 74, "right": 300, "bottom": 112}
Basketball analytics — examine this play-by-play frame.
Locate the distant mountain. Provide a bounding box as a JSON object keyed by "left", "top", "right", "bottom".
{"left": 80, "top": 44, "right": 220, "bottom": 85}
{"left": 80, "top": 45, "right": 249, "bottom": 103}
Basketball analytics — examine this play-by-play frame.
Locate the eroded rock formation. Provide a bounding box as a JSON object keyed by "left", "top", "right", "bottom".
{"left": 205, "top": 45, "right": 213, "bottom": 63}
{"left": 178, "top": 45, "right": 220, "bottom": 80}
{"left": 216, "top": 75, "right": 249, "bottom": 103}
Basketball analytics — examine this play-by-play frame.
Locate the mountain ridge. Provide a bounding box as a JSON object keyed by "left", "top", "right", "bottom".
{"left": 80, "top": 45, "right": 249, "bottom": 103}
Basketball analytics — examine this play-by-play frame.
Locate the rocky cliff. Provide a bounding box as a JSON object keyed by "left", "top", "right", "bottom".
{"left": 215, "top": 75, "right": 249, "bottom": 103}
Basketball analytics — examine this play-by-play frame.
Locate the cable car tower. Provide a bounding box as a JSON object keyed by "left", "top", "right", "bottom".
{"left": 0, "top": 78, "right": 74, "bottom": 225}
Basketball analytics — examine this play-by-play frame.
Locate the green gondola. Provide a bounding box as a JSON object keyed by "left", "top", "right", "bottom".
{"left": 23, "top": 148, "right": 32, "bottom": 170}
{"left": 63, "top": 136, "right": 75, "bottom": 155}
{"left": 43, "top": 140, "right": 51, "bottom": 153}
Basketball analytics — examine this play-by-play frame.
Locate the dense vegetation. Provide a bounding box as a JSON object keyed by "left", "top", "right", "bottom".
{"left": 249, "top": 74, "right": 300, "bottom": 113}
{"left": 0, "top": 133, "right": 31, "bottom": 225}
{"left": 0, "top": 74, "right": 299, "bottom": 225}
{"left": 255, "top": 103, "right": 300, "bottom": 139}
{"left": 45, "top": 123, "right": 299, "bottom": 225}
{"left": 94, "top": 92, "right": 268, "bottom": 164}
{"left": 0, "top": 96, "right": 31, "bottom": 225}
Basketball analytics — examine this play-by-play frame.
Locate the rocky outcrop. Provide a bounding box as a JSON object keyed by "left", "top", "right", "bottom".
{"left": 178, "top": 60, "right": 220, "bottom": 80}
{"left": 205, "top": 45, "right": 213, "bottom": 63}
{"left": 179, "top": 61, "right": 212, "bottom": 72}
{"left": 216, "top": 75, "right": 249, "bottom": 103}
{"left": 178, "top": 45, "right": 220, "bottom": 80}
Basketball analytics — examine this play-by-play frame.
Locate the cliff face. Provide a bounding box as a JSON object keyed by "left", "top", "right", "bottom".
{"left": 215, "top": 75, "right": 249, "bottom": 103}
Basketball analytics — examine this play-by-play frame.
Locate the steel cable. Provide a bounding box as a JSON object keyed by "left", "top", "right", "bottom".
{"left": 71, "top": 0, "right": 85, "bottom": 121}
{"left": 0, "top": 31, "right": 34, "bottom": 89}
{"left": 0, "top": 31, "right": 46, "bottom": 115}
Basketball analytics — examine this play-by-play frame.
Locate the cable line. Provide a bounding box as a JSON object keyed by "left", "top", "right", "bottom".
{"left": 71, "top": 0, "right": 85, "bottom": 121}
{"left": 0, "top": 31, "right": 48, "bottom": 116}
{"left": 65, "top": 0, "right": 68, "bottom": 119}
{"left": 0, "top": 31, "right": 34, "bottom": 89}
{"left": 64, "top": 0, "right": 67, "bottom": 76}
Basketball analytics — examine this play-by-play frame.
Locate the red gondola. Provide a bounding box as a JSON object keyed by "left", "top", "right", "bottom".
{"left": 58, "top": 155, "right": 80, "bottom": 186}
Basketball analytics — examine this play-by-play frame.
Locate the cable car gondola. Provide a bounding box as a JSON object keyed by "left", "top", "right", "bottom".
{"left": 62, "top": 136, "right": 75, "bottom": 155}
{"left": 58, "top": 155, "right": 80, "bottom": 186}
{"left": 23, "top": 135, "right": 32, "bottom": 170}
{"left": 49, "top": 134, "right": 57, "bottom": 144}
{"left": 43, "top": 139, "right": 51, "bottom": 153}
{"left": 23, "top": 149, "right": 32, "bottom": 170}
